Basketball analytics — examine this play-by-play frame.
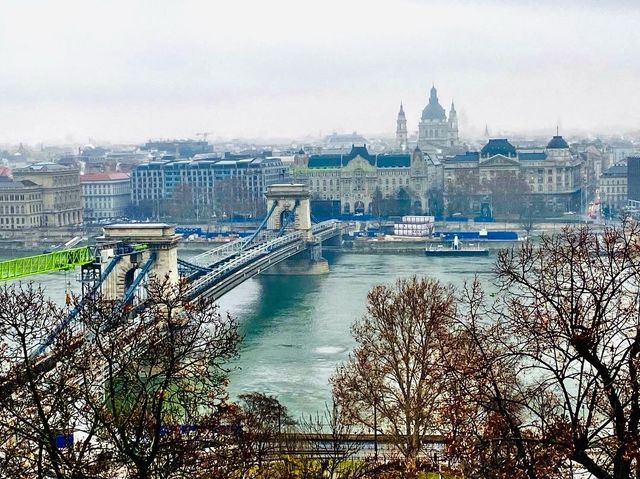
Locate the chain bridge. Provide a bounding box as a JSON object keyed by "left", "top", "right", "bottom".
{"left": 0, "top": 184, "right": 346, "bottom": 356}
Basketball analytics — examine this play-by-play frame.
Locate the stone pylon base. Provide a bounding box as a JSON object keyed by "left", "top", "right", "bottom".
{"left": 261, "top": 257, "right": 329, "bottom": 275}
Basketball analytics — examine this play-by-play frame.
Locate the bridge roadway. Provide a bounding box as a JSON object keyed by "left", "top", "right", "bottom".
{"left": 185, "top": 220, "right": 342, "bottom": 302}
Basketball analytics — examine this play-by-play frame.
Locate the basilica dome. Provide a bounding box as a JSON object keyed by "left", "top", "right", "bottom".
{"left": 421, "top": 85, "right": 447, "bottom": 121}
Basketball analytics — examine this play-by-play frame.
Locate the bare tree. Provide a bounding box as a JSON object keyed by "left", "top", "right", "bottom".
{"left": 215, "top": 176, "right": 265, "bottom": 219}
{"left": 167, "top": 183, "right": 197, "bottom": 221}
{"left": 370, "top": 187, "right": 388, "bottom": 221}
{"left": 0, "top": 284, "right": 107, "bottom": 478}
{"left": 444, "top": 169, "right": 481, "bottom": 216}
{"left": 519, "top": 198, "right": 537, "bottom": 238}
{"left": 442, "top": 278, "right": 568, "bottom": 479}
{"left": 331, "top": 277, "right": 456, "bottom": 474}
{"left": 73, "top": 275, "right": 241, "bottom": 478}
{"left": 482, "top": 170, "right": 531, "bottom": 218}
{"left": 237, "top": 392, "right": 293, "bottom": 473}
{"left": 297, "top": 401, "right": 363, "bottom": 479}
{"left": 444, "top": 220, "right": 640, "bottom": 479}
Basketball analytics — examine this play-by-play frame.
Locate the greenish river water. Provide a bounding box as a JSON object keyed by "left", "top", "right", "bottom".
{"left": 217, "top": 251, "right": 495, "bottom": 416}
{"left": 9, "top": 250, "right": 495, "bottom": 417}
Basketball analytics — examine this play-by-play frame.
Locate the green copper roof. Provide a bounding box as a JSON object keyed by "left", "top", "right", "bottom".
{"left": 450, "top": 151, "right": 480, "bottom": 162}
{"left": 421, "top": 85, "right": 447, "bottom": 121}
{"left": 547, "top": 135, "right": 569, "bottom": 149}
{"left": 377, "top": 155, "right": 411, "bottom": 168}
{"left": 306, "top": 146, "right": 411, "bottom": 169}
{"left": 308, "top": 155, "right": 342, "bottom": 168}
{"left": 481, "top": 139, "right": 517, "bottom": 157}
{"left": 519, "top": 152, "right": 547, "bottom": 161}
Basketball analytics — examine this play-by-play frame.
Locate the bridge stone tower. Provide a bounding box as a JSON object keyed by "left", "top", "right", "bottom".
{"left": 95, "top": 223, "right": 180, "bottom": 301}
{"left": 265, "top": 184, "right": 312, "bottom": 238}
{"left": 263, "top": 183, "right": 329, "bottom": 275}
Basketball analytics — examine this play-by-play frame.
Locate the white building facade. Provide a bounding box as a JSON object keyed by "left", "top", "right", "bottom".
{"left": 81, "top": 172, "right": 131, "bottom": 220}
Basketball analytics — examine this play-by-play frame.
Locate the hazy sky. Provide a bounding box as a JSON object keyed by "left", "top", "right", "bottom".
{"left": 1, "top": 0, "right": 639, "bottom": 144}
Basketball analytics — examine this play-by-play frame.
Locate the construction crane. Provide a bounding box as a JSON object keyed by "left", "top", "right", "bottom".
{"left": 196, "top": 131, "right": 213, "bottom": 141}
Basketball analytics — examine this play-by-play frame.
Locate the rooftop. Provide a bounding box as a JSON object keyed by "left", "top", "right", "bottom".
{"left": 519, "top": 151, "right": 548, "bottom": 161}
{"left": 376, "top": 155, "right": 410, "bottom": 168}
{"left": 307, "top": 145, "right": 412, "bottom": 169}
{"left": 450, "top": 151, "right": 480, "bottom": 162}
{"left": 81, "top": 172, "right": 130, "bottom": 182}
{"left": 547, "top": 135, "right": 570, "bottom": 149}
{"left": 602, "top": 163, "right": 627, "bottom": 177}
{"left": 0, "top": 177, "right": 40, "bottom": 189}
{"left": 16, "top": 162, "right": 73, "bottom": 172}
{"left": 104, "top": 223, "right": 174, "bottom": 229}
{"left": 137, "top": 156, "right": 283, "bottom": 170}
{"left": 324, "top": 132, "right": 368, "bottom": 145}
{"left": 481, "top": 139, "right": 517, "bottom": 158}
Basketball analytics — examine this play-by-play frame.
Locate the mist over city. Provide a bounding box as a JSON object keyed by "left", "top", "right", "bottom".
{"left": 1, "top": 0, "right": 640, "bottom": 145}
{"left": 1, "top": 2, "right": 640, "bottom": 478}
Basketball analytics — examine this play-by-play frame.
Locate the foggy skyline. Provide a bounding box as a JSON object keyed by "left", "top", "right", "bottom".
{"left": 1, "top": 0, "right": 639, "bottom": 145}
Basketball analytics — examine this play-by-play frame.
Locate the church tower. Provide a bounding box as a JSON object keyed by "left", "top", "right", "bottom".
{"left": 448, "top": 101, "right": 459, "bottom": 147}
{"left": 396, "top": 102, "right": 408, "bottom": 152}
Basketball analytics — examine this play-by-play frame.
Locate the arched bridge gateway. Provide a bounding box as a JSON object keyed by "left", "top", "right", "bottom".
{"left": 0, "top": 184, "right": 346, "bottom": 355}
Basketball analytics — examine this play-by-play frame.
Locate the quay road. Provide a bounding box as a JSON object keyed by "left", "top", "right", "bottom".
{"left": 259, "top": 432, "right": 445, "bottom": 461}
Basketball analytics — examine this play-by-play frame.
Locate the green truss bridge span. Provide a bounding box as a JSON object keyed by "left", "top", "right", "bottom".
{"left": 0, "top": 247, "right": 94, "bottom": 281}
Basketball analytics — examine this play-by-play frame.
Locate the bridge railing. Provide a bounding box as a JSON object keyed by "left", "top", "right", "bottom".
{"left": 189, "top": 202, "right": 281, "bottom": 268}
{"left": 188, "top": 220, "right": 340, "bottom": 271}
{"left": 186, "top": 231, "right": 304, "bottom": 299}
{"left": 184, "top": 220, "right": 343, "bottom": 300}
{"left": 188, "top": 237, "right": 252, "bottom": 268}
{"left": 311, "top": 220, "right": 341, "bottom": 239}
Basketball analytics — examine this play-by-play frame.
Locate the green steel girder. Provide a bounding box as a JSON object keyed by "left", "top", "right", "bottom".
{"left": 0, "top": 246, "right": 95, "bottom": 281}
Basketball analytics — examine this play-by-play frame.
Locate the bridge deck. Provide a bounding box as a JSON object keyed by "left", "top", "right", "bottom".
{"left": 185, "top": 220, "right": 342, "bottom": 301}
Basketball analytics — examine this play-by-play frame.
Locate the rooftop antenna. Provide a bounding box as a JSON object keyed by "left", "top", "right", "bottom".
{"left": 556, "top": 125, "right": 559, "bottom": 136}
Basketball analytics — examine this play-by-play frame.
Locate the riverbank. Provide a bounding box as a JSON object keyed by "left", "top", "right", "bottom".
{"left": 332, "top": 238, "right": 519, "bottom": 254}
{"left": 0, "top": 218, "right": 610, "bottom": 257}
{"left": 333, "top": 219, "right": 610, "bottom": 255}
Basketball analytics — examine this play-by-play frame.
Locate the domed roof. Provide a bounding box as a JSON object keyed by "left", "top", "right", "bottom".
{"left": 547, "top": 135, "right": 569, "bottom": 149}
{"left": 421, "top": 85, "right": 447, "bottom": 121}
{"left": 481, "top": 139, "right": 517, "bottom": 157}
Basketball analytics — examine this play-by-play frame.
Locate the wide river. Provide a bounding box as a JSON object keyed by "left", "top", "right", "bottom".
{"left": 217, "top": 251, "right": 495, "bottom": 417}
{"left": 10, "top": 250, "right": 495, "bottom": 418}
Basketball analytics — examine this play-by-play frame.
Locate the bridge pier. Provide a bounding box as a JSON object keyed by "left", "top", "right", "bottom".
{"left": 260, "top": 245, "right": 329, "bottom": 275}
{"left": 261, "top": 241, "right": 329, "bottom": 275}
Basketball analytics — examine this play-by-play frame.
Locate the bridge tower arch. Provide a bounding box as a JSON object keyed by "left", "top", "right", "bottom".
{"left": 266, "top": 184, "right": 311, "bottom": 238}
{"left": 262, "top": 184, "right": 333, "bottom": 275}
{"left": 96, "top": 223, "right": 180, "bottom": 301}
